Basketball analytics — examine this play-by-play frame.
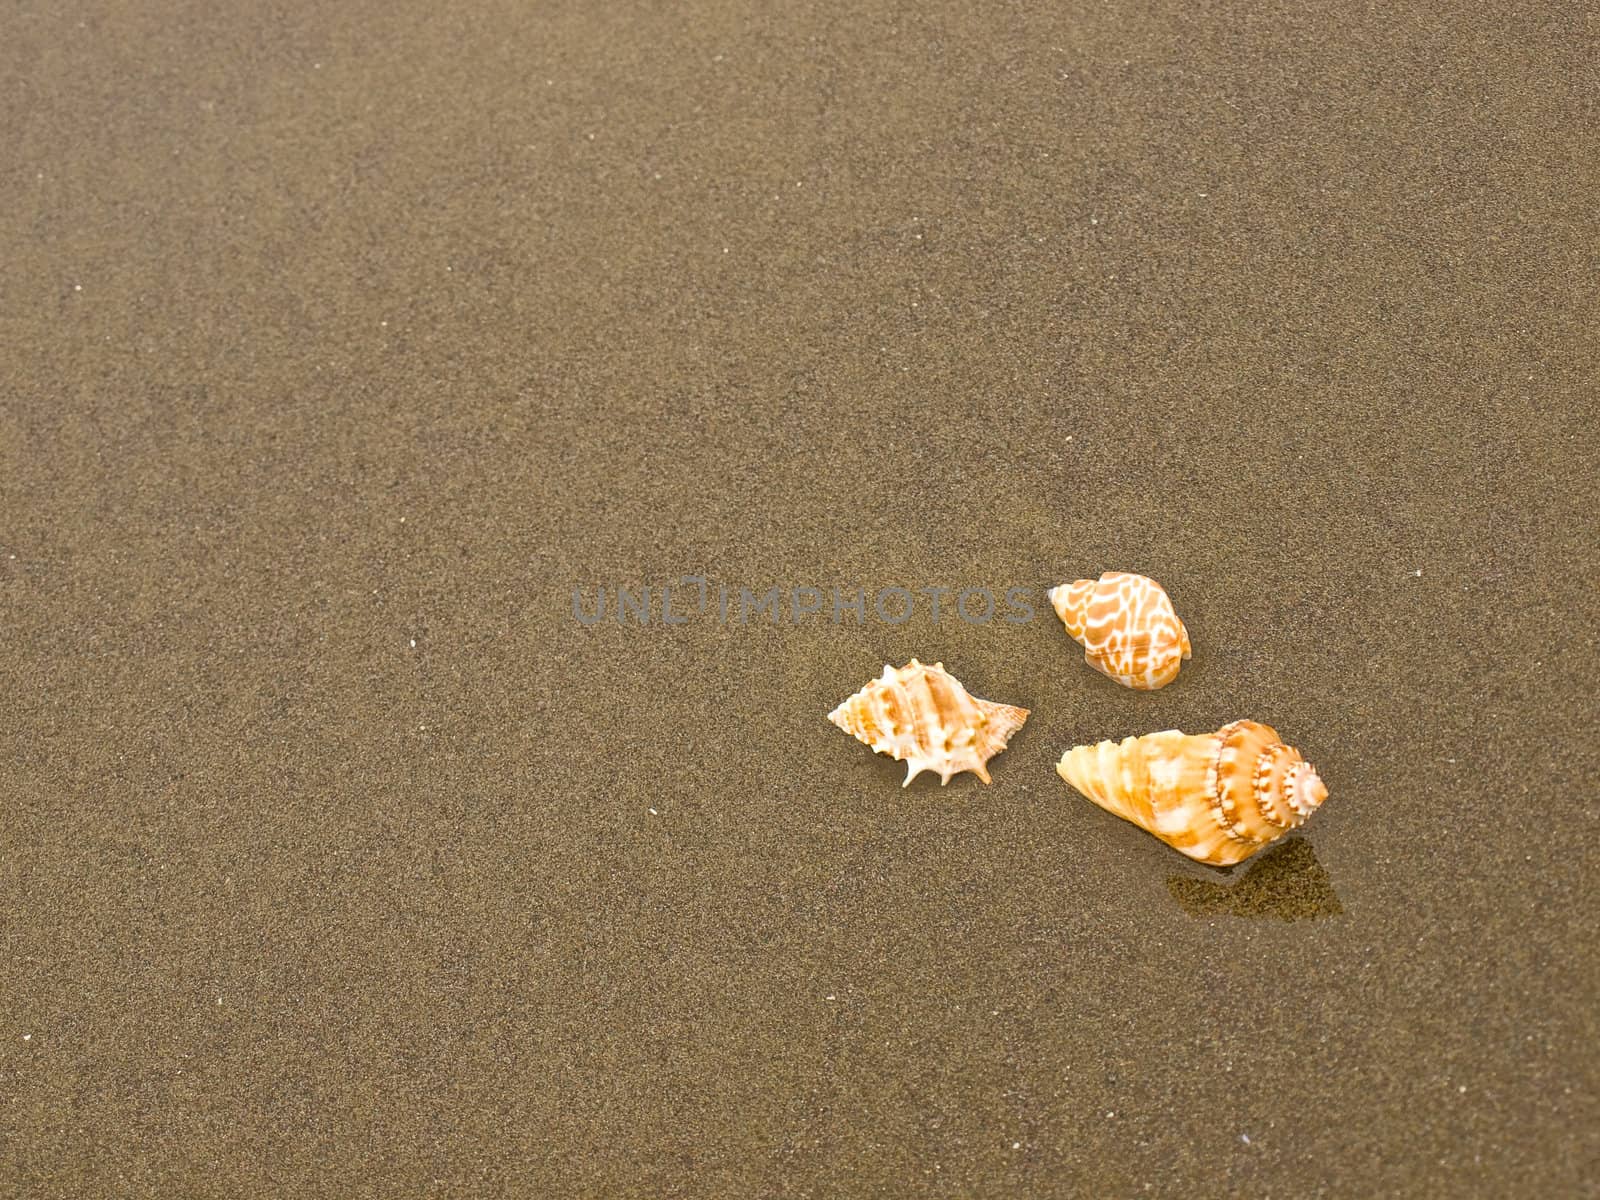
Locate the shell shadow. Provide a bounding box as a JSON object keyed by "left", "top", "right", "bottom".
{"left": 1166, "top": 838, "right": 1342, "bottom": 921}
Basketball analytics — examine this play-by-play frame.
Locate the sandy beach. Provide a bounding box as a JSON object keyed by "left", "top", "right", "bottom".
{"left": 3, "top": 2, "right": 1596, "bottom": 1195}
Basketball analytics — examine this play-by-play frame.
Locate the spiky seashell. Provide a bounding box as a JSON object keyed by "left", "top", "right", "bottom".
{"left": 1056, "top": 720, "right": 1328, "bottom": 866}
{"left": 828, "top": 659, "right": 1029, "bottom": 786}
{"left": 1047, "top": 571, "right": 1191, "bottom": 689}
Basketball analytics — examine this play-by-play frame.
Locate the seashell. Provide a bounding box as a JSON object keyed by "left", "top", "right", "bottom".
{"left": 828, "top": 659, "right": 1029, "bottom": 786}
{"left": 1047, "top": 571, "right": 1191, "bottom": 690}
{"left": 1056, "top": 720, "right": 1328, "bottom": 866}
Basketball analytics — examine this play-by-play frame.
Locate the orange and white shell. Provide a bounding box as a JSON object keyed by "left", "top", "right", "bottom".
{"left": 1056, "top": 720, "right": 1328, "bottom": 866}
{"left": 828, "top": 659, "right": 1029, "bottom": 786}
{"left": 1048, "top": 571, "right": 1191, "bottom": 690}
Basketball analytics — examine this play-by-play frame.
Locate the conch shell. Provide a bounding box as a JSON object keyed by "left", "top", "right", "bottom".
{"left": 1056, "top": 720, "right": 1328, "bottom": 866}
{"left": 828, "top": 659, "right": 1029, "bottom": 786}
{"left": 1048, "top": 571, "right": 1191, "bottom": 689}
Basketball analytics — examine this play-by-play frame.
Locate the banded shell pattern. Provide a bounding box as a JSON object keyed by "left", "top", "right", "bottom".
{"left": 828, "top": 659, "right": 1029, "bottom": 786}
{"left": 1048, "top": 571, "right": 1191, "bottom": 690}
{"left": 1056, "top": 720, "right": 1328, "bottom": 866}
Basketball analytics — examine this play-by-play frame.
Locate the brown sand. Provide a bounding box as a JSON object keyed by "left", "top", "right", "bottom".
{"left": 3, "top": 2, "right": 1597, "bottom": 1196}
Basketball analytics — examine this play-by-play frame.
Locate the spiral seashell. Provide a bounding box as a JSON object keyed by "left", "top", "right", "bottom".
{"left": 828, "top": 659, "right": 1029, "bottom": 786}
{"left": 1048, "top": 571, "right": 1191, "bottom": 689}
{"left": 1056, "top": 720, "right": 1328, "bottom": 866}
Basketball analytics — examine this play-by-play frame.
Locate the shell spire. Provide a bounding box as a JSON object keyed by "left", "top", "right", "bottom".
{"left": 1056, "top": 720, "right": 1328, "bottom": 866}
{"left": 828, "top": 659, "right": 1029, "bottom": 786}
{"left": 1048, "top": 571, "right": 1191, "bottom": 690}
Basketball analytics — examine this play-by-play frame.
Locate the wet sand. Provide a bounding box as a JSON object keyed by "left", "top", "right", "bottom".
{"left": 3, "top": 3, "right": 1597, "bottom": 1196}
